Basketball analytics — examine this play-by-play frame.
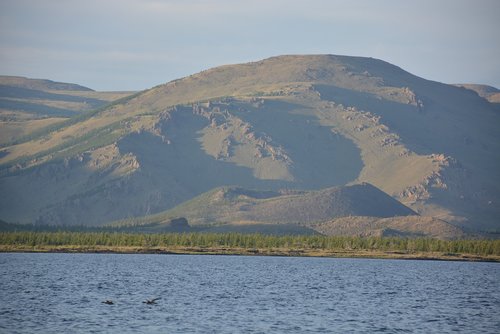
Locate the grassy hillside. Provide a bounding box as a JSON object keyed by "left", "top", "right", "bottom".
{"left": 0, "top": 55, "right": 498, "bottom": 231}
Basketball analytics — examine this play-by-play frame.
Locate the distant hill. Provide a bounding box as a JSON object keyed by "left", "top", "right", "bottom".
{"left": 0, "top": 75, "right": 94, "bottom": 92}
{"left": 0, "top": 55, "right": 498, "bottom": 232}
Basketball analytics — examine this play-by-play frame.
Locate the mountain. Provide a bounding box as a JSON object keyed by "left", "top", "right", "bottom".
{"left": 0, "top": 76, "right": 135, "bottom": 144}
{"left": 0, "top": 55, "right": 499, "bottom": 232}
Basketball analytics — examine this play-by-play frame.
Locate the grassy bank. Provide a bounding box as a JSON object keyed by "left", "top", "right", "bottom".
{"left": 1, "top": 232, "right": 499, "bottom": 262}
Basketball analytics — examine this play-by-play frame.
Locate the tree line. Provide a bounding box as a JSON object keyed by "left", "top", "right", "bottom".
{"left": 1, "top": 232, "right": 499, "bottom": 256}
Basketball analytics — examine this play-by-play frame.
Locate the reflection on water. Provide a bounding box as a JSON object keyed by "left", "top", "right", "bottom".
{"left": 0, "top": 254, "right": 499, "bottom": 333}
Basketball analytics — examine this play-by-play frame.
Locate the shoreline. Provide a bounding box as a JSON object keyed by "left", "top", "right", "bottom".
{"left": 1, "top": 245, "right": 499, "bottom": 262}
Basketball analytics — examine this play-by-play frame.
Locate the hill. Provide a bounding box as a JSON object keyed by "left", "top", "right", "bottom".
{"left": 111, "top": 183, "right": 466, "bottom": 239}
{"left": 0, "top": 76, "right": 135, "bottom": 144}
{"left": 0, "top": 55, "right": 498, "bottom": 231}
{"left": 114, "top": 183, "right": 417, "bottom": 226}
{"left": 0, "top": 75, "right": 94, "bottom": 92}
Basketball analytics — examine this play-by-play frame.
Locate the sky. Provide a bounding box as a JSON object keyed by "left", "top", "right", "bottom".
{"left": 0, "top": 0, "right": 499, "bottom": 91}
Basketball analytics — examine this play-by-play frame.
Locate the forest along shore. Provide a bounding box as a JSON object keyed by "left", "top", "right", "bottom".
{"left": 1, "top": 232, "right": 499, "bottom": 262}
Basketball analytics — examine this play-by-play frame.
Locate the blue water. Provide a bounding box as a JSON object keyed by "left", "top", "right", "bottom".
{"left": 0, "top": 254, "right": 499, "bottom": 333}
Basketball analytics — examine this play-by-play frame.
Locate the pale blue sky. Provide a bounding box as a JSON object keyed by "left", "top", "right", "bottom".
{"left": 1, "top": 0, "right": 499, "bottom": 91}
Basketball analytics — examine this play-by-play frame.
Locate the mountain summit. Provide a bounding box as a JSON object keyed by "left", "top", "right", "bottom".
{"left": 1, "top": 55, "right": 498, "bottom": 231}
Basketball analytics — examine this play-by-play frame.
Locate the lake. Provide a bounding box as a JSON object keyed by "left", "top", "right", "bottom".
{"left": 0, "top": 253, "right": 499, "bottom": 333}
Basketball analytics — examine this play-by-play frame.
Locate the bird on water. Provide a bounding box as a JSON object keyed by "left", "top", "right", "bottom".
{"left": 143, "top": 298, "right": 161, "bottom": 305}
{"left": 102, "top": 300, "right": 114, "bottom": 305}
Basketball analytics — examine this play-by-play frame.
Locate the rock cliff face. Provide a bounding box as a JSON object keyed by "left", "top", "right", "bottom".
{"left": 0, "top": 55, "right": 499, "bottom": 231}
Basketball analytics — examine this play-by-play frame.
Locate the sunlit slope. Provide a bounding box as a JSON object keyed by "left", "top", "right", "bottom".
{"left": 0, "top": 55, "right": 498, "bottom": 230}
